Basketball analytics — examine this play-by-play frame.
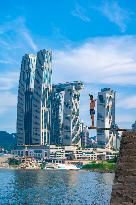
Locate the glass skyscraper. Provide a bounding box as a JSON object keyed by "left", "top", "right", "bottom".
{"left": 17, "top": 50, "right": 52, "bottom": 146}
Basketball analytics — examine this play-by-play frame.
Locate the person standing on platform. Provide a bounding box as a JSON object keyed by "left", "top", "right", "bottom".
{"left": 89, "top": 94, "right": 96, "bottom": 127}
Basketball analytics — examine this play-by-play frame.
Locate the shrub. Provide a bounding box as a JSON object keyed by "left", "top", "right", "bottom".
{"left": 8, "top": 158, "right": 21, "bottom": 166}
{"left": 107, "top": 155, "right": 118, "bottom": 163}
{"left": 82, "top": 161, "right": 116, "bottom": 171}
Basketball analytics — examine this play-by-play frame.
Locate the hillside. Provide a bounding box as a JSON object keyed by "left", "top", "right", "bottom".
{"left": 0, "top": 131, "right": 17, "bottom": 151}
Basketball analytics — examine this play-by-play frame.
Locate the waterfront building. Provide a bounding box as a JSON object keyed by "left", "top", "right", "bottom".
{"left": 17, "top": 54, "right": 36, "bottom": 145}
{"left": 74, "top": 148, "right": 118, "bottom": 161}
{"left": 12, "top": 144, "right": 118, "bottom": 161}
{"left": 51, "top": 84, "right": 65, "bottom": 145}
{"left": 62, "top": 81, "right": 84, "bottom": 146}
{"left": 51, "top": 81, "right": 84, "bottom": 146}
{"left": 49, "top": 145, "right": 77, "bottom": 160}
{"left": 12, "top": 145, "right": 49, "bottom": 159}
{"left": 33, "top": 50, "right": 52, "bottom": 145}
{"left": 107, "top": 124, "right": 121, "bottom": 150}
{"left": 17, "top": 50, "right": 52, "bottom": 146}
{"left": 49, "top": 145, "right": 65, "bottom": 159}
{"left": 112, "top": 131, "right": 121, "bottom": 150}
{"left": 97, "top": 88, "right": 116, "bottom": 148}
{"left": 80, "top": 123, "right": 90, "bottom": 147}
{"left": 48, "top": 145, "right": 118, "bottom": 161}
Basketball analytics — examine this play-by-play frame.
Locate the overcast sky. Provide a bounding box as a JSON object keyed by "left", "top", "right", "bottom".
{"left": 0, "top": 0, "right": 136, "bottom": 133}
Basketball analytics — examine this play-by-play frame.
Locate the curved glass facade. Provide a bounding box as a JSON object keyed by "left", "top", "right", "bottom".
{"left": 17, "top": 50, "right": 52, "bottom": 146}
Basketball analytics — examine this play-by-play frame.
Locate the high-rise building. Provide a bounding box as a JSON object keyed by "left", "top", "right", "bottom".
{"left": 80, "top": 123, "right": 90, "bottom": 148}
{"left": 33, "top": 50, "right": 52, "bottom": 145}
{"left": 105, "top": 124, "right": 120, "bottom": 150}
{"left": 97, "top": 88, "right": 115, "bottom": 148}
{"left": 17, "top": 54, "right": 36, "bottom": 145}
{"left": 51, "top": 84, "right": 65, "bottom": 145}
{"left": 51, "top": 81, "right": 84, "bottom": 146}
{"left": 62, "top": 81, "right": 84, "bottom": 146}
{"left": 17, "top": 50, "right": 52, "bottom": 146}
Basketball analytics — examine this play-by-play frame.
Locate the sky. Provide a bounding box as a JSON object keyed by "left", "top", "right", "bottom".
{"left": 0, "top": 0, "right": 136, "bottom": 133}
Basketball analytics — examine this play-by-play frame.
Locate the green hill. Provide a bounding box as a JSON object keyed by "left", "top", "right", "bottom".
{"left": 0, "top": 131, "right": 17, "bottom": 151}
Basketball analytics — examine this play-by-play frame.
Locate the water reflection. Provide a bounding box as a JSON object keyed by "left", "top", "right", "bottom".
{"left": 0, "top": 170, "right": 114, "bottom": 205}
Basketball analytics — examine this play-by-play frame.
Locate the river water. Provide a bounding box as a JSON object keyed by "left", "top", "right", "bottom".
{"left": 0, "top": 169, "right": 114, "bottom": 205}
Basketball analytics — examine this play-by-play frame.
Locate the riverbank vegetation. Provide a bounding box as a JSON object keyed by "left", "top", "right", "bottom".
{"left": 82, "top": 157, "right": 117, "bottom": 172}
{"left": 8, "top": 158, "right": 21, "bottom": 166}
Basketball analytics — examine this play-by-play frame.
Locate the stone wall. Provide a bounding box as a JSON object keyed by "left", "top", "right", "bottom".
{"left": 110, "top": 131, "right": 136, "bottom": 205}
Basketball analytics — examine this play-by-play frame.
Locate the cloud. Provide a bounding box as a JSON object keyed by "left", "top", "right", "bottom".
{"left": 0, "top": 59, "right": 18, "bottom": 64}
{"left": 72, "top": 3, "right": 90, "bottom": 22}
{"left": 0, "top": 72, "right": 19, "bottom": 91}
{"left": 0, "top": 98, "right": 17, "bottom": 131}
{"left": 21, "top": 30, "right": 38, "bottom": 51}
{"left": 100, "top": 1, "right": 131, "bottom": 32}
{"left": 0, "top": 92, "right": 17, "bottom": 114}
{"left": 117, "top": 95, "right": 136, "bottom": 109}
{"left": 53, "top": 36, "right": 136, "bottom": 85}
{"left": 0, "top": 16, "right": 38, "bottom": 131}
{"left": 0, "top": 16, "right": 38, "bottom": 51}
{"left": 116, "top": 114, "right": 135, "bottom": 123}
{"left": 1, "top": 32, "right": 136, "bottom": 130}
{"left": 0, "top": 122, "right": 16, "bottom": 133}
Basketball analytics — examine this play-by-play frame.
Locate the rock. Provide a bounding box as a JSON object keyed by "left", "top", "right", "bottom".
{"left": 110, "top": 131, "right": 136, "bottom": 205}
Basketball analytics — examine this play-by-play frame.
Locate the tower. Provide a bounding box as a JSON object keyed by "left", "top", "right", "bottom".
{"left": 62, "top": 81, "right": 84, "bottom": 146}
{"left": 33, "top": 50, "right": 52, "bottom": 145}
{"left": 17, "top": 54, "right": 36, "bottom": 145}
{"left": 97, "top": 88, "right": 115, "bottom": 148}
{"left": 17, "top": 50, "right": 52, "bottom": 146}
{"left": 51, "top": 84, "right": 65, "bottom": 145}
{"left": 51, "top": 81, "right": 84, "bottom": 146}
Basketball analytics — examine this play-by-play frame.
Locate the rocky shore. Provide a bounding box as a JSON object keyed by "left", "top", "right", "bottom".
{"left": 110, "top": 131, "right": 136, "bottom": 205}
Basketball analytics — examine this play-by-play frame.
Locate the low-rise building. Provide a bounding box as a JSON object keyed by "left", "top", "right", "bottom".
{"left": 49, "top": 146, "right": 118, "bottom": 161}
{"left": 49, "top": 145, "right": 65, "bottom": 159}
{"left": 12, "top": 145, "right": 49, "bottom": 159}
{"left": 12, "top": 144, "right": 118, "bottom": 162}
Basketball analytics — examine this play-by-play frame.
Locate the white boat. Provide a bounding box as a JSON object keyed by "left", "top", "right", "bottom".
{"left": 57, "top": 163, "right": 80, "bottom": 170}
{"left": 45, "top": 163, "right": 80, "bottom": 170}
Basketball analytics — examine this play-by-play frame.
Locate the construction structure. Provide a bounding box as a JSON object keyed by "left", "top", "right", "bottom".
{"left": 97, "top": 88, "right": 116, "bottom": 148}
{"left": 17, "top": 50, "right": 52, "bottom": 146}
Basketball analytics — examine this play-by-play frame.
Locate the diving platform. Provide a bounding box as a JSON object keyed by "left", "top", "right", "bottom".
{"left": 88, "top": 127, "right": 128, "bottom": 132}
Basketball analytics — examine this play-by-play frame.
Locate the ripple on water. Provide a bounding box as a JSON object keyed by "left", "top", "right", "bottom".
{"left": 0, "top": 169, "right": 114, "bottom": 205}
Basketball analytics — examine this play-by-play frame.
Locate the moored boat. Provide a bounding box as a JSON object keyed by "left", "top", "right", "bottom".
{"left": 45, "top": 163, "right": 80, "bottom": 170}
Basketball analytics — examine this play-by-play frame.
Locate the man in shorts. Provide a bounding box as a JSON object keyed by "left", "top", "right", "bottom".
{"left": 89, "top": 94, "right": 96, "bottom": 127}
